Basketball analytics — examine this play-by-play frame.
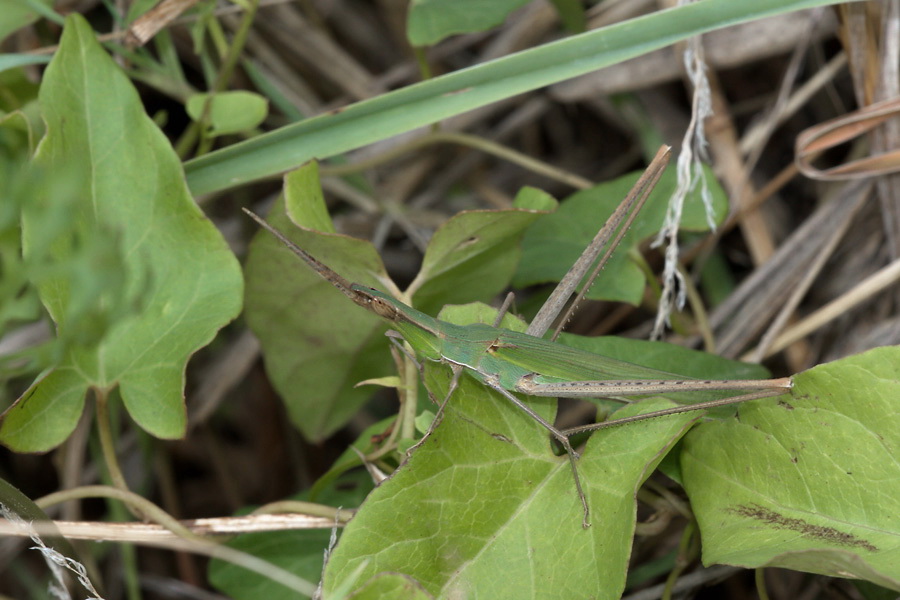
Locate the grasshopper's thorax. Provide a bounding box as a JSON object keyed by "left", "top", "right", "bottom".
{"left": 436, "top": 322, "right": 507, "bottom": 371}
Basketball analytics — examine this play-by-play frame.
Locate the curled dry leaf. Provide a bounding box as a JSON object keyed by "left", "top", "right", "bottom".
{"left": 795, "top": 96, "right": 900, "bottom": 180}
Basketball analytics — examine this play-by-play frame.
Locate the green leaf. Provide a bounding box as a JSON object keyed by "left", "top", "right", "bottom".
{"left": 438, "top": 302, "right": 528, "bottom": 332}
{"left": 414, "top": 409, "right": 435, "bottom": 435}
{"left": 550, "top": 0, "right": 587, "bottom": 33}
{"left": 512, "top": 185, "right": 556, "bottom": 211}
{"left": 323, "top": 356, "right": 698, "bottom": 599}
{"left": 513, "top": 164, "right": 727, "bottom": 304}
{"left": 681, "top": 346, "right": 900, "bottom": 589}
{"left": 243, "top": 167, "right": 393, "bottom": 441}
{"left": 0, "top": 0, "right": 51, "bottom": 43}
{"left": 339, "top": 573, "right": 433, "bottom": 599}
{"left": 0, "top": 67, "right": 40, "bottom": 116}
{"left": 284, "top": 162, "right": 334, "bottom": 233}
{"left": 185, "top": 91, "right": 268, "bottom": 137}
{"left": 307, "top": 416, "right": 396, "bottom": 502}
{"left": 410, "top": 195, "right": 555, "bottom": 314}
{"left": 185, "top": 0, "right": 852, "bottom": 196}
{"left": 0, "top": 476, "right": 81, "bottom": 570}
{"left": 407, "top": 0, "right": 531, "bottom": 47}
{"left": 0, "top": 15, "right": 243, "bottom": 451}
{"left": 357, "top": 375, "right": 402, "bottom": 388}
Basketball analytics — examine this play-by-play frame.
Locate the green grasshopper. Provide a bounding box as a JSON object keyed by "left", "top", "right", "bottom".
{"left": 244, "top": 146, "right": 792, "bottom": 527}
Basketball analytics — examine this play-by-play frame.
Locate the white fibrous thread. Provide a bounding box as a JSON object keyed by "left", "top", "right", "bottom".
{"left": 651, "top": 33, "right": 717, "bottom": 339}
{"left": 0, "top": 503, "right": 104, "bottom": 600}
{"left": 313, "top": 508, "right": 341, "bottom": 600}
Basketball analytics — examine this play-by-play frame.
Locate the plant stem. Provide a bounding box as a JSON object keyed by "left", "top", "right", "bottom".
{"left": 175, "top": 0, "right": 261, "bottom": 157}
{"left": 678, "top": 262, "right": 715, "bottom": 352}
{"left": 400, "top": 349, "right": 420, "bottom": 442}
{"left": 755, "top": 568, "right": 770, "bottom": 600}
{"left": 36, "top": 486, "right": 317, "bottom": 597}
{"left": 662, "top": 520, "right": 698, "bottom": 600}
{"left": 37, "top": 485, "right": 205, "bottom": 543}
{"left": 252, "top": 501, "right": 355, "bottom": 524}
{"left": 94, "top": 388, "right": 130, "bottom": 494}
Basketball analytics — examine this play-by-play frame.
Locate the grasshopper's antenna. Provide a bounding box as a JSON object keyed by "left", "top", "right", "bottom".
{"left": 243, "top": 208, "right": 356, "bottom": 293}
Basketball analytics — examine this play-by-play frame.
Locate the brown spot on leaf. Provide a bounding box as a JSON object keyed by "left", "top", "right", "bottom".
{"left": 728, "top": 503, "right": 876, "bottom": 552}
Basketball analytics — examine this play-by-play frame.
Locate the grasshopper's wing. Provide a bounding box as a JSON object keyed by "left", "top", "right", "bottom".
{"left": 490, "top": 331, "right": 766, "bottom": 404}
{"left": 493, "top": 330, "right": 686, "bottom": 381}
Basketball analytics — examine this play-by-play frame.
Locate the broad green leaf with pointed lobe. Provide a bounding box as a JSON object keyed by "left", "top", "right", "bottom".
{"left": 682, "top": 346, "right": 900, "bottom": 589}
{"left": 410, "top": 187, "right": 555, "bottom": 314}
{"left": 323, "top": 303, "right": 699, "bottom": 599}
{"left": 0, "top": 15, "right": 243, "bottom": 451}
{"left": 243, "top": 163, "right": 393, "bottom": 442}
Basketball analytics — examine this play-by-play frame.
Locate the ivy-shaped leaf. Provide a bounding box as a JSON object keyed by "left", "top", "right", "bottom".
{"left": 243, "top": 164, "right": 394, "bottom": 442}
{"left": 0, "top": 15, "right": 243, "bottom": 451}
{"left": 322, "top": 303, "right": 699, "bottom": 599}
{"left": 682, "top": 346, "right": 900, "bottom": 589}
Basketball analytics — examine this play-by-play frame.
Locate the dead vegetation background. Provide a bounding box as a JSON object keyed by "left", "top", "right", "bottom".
{"left": 2, "top": 0, "right": 899, "bottom": 598}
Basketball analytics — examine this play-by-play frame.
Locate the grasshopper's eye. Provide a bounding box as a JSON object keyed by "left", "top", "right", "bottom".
{"left": 369, "top": 298, "right": 401, "bottom": 321}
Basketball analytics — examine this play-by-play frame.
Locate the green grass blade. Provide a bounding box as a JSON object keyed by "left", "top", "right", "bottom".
{"left": 184, "top": 0, "right": 857, "bottom": 196}
{"left": 0, "top": 53, "right": 52, "bottom": 73}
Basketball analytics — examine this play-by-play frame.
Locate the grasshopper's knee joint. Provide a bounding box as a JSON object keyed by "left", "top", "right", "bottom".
{"left": 562, "top": 441, "right": 580, "bottom": 461}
